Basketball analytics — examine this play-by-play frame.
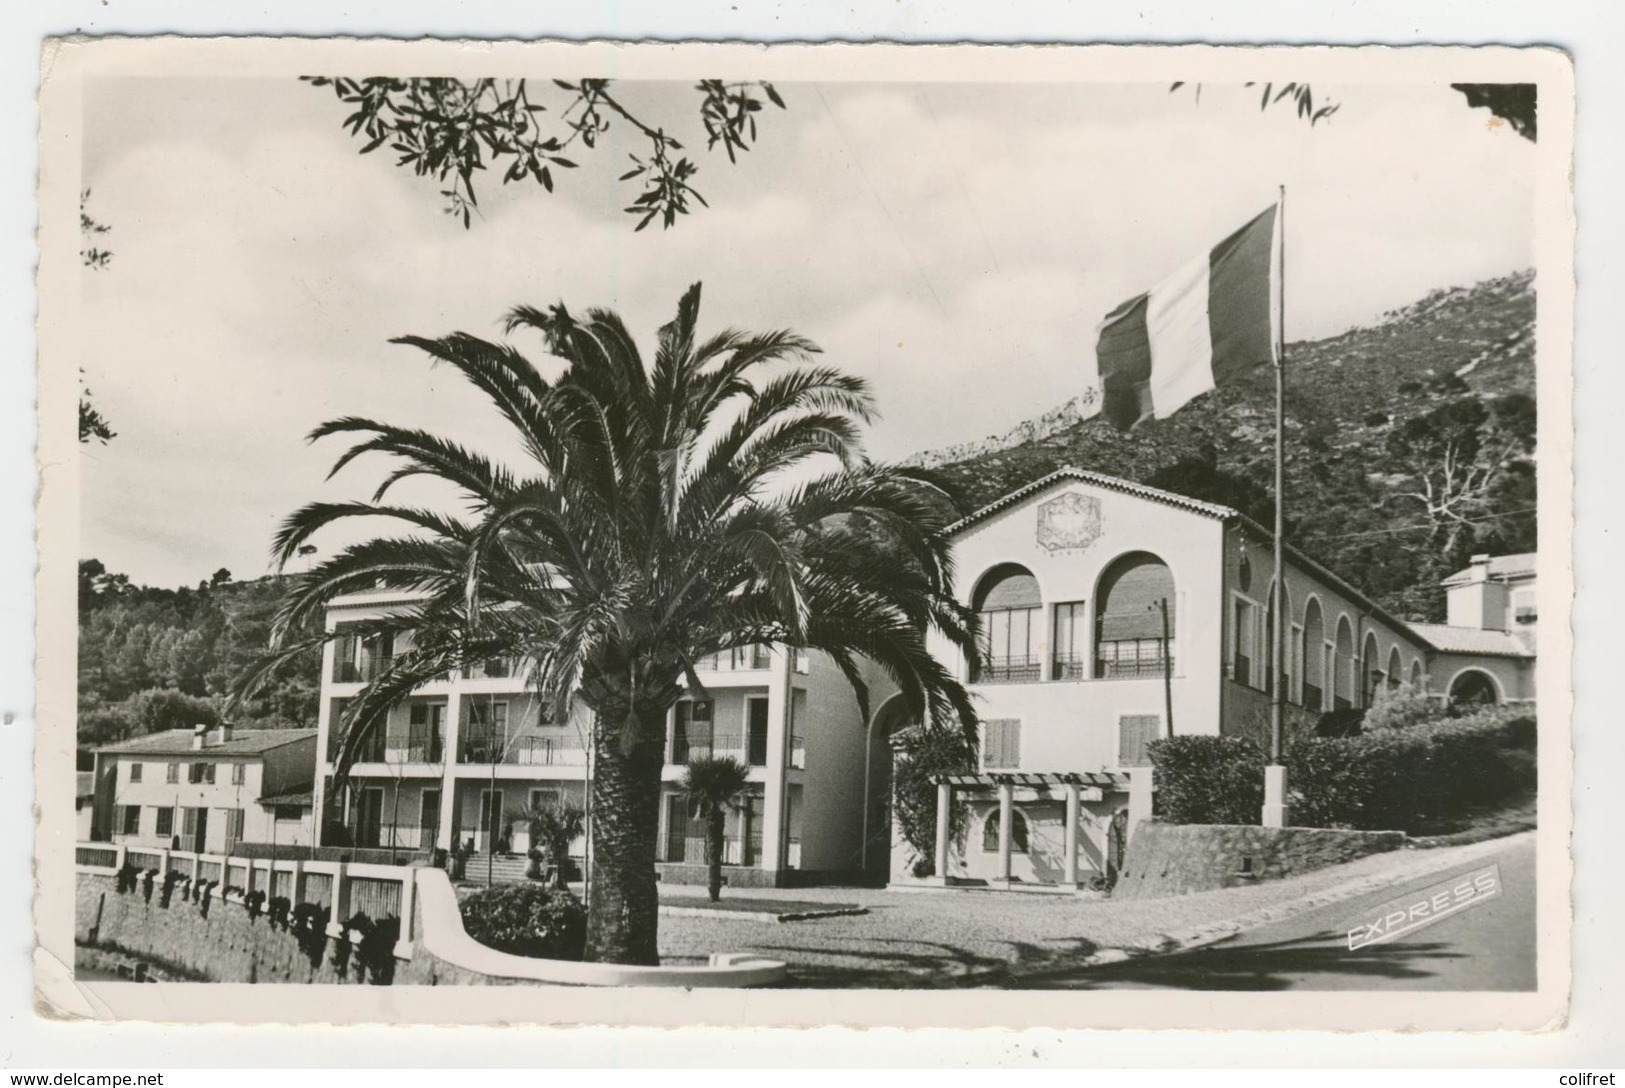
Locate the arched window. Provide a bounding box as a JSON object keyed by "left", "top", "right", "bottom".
{"left": 981, "top": 808, "right": 1030, "bottom": 853}
{"left": 1302, "top": 598, "right": 1326, "bottom": 711}
{"left": 1410, "top": 658, "right": 1425, "bottom": 691}
{"left": 1334, "top": 616, "right": 1356, "bottom": 710}
{"left": 1449, "top": 670, "right": 1501, "bottom": 707}
{"left": 1094, "top": 552, "right": 1175, "bottom": 679}
{"left": 1387, "top": 646, "right": 1404, "bottom": 693}
{"left": 1362, "top": 632, "right": 1383, "bottom": 706}
{"left": 972, "top": 565, "right": 1041, "bottom": 683}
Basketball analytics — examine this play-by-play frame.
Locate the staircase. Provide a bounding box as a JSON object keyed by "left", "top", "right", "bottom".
{"left": 461, "top": 853, "right": 534, "bottom": 885}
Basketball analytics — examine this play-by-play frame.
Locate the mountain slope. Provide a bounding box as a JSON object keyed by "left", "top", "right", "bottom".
{"left": 921, "top": 270, "right": 1537, "bottom": 622}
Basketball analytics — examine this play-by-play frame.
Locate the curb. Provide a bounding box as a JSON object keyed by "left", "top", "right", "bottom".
{"left": 1052, "top": 829, "right": 1535, "bottom": 974}
{"left": 659, "top": 905, "right": 870, "bottom": 923}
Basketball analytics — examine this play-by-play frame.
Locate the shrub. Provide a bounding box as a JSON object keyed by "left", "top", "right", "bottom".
{"left": 1360, "top": 685, "right": 1439, "bottom": 731}
{"left": 1147, "top": 735, "right": 1266, "bottom": 825}
{"left": 1287, "top": 713, "right": 1536, "bottom": 833}
{"left": 890, "top": 725, "right": 976, "bottom": 877}
{"left": 458, "top": 884, "right": 586, "bottom": 961}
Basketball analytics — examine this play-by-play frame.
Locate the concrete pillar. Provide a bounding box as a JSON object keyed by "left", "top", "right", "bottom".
{"left": 759, "top": 649, "right": 792, "bottom": 879}
{"left": 1127, "top": 767, "right": 1154, "bottom": 844}
{"left": 997, "top": 782, "right": 1014, "bottom": 883}
{"left": 157, "top": 848, "right": 171, "bottom": 880}
{"left": 1262, "top": 764, "right": 1290, "bottom": 828}
{"left": 114, "top": 843, "right": 128, "bottom": 872}
{"left": 327, "top": 861, "right": 350, "bottom": 938}
{"left": 933, "top": 782, "right": 952, "bottom": 880}
{"left": 1063, "top": 783, "right": 1080, "bottom": 886}
{"left": 394, "top": 869, "right": 417, "bottom": 958}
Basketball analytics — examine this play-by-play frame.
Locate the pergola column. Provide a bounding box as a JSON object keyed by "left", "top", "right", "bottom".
{"left": 996, "top": 781, "right": 1014, "bottom": 883}
{"left": 933, "top": 781, "right": 952, "bottom": 881}
{"left": 1063, "top": 783, "right": 1080, "bottom": 886}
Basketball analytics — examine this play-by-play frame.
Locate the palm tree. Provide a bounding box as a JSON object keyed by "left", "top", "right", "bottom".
{"left": 679, "top": 757, "right": 752, "bottom": 902}
{"left": 509, "top": 799, "right": 586, "bottom": 890}
{"left": 246, "top": 282, "right": 978, "bottom": 965}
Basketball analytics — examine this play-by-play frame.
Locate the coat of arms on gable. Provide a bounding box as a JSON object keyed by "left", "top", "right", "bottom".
{"left": 1036, "top": 492, "right": 1102, "bottom": 553}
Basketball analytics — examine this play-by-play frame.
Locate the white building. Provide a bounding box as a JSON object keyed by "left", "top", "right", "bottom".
{"left": 893, "top": 468, "right": 1538, "bottom": 890}
{"left": 315, "top": 591, "right": 887, "bottom": 887}
{"left": 89, "top": 725, "right": 317, "bottom": 852}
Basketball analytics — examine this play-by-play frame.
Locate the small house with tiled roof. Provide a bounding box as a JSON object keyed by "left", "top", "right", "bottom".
{"left": 89, "top": 724, "right": 317, "bottom": 851}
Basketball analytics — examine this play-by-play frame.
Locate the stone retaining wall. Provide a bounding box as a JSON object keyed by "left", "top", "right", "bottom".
{"left": 1114, "top": 822, "right": 1407, "bottom": 900}
{"left": 75, "top": 874, "right": 381, "bottom": 984}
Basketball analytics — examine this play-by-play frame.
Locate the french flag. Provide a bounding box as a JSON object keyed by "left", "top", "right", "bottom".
{"left": 1093, "top": 204, "right": 1281, "bottom": 430}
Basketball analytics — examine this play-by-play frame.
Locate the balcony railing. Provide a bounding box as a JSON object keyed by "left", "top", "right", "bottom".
{"left": 672, "top": 731, "right": 746, "bottom": 764}
{"left": 457, "top": 731, "right": 586, "bottom": 766}
{"left": 973, "top": 655, "right": 1043, "bottom": 684}
{"left": 1051, "top": 653, "right": 1089, "bottom": 681}
{"left": 696, "top": 645, "right": 774, "bottom": 672}
{"left": 385, "top": 726, "right": 445, "bottom": 765}
{"left": 1095, "top": 655, "right": 1174, "bottom": 680}
{"left": 330, "top": 652, "right": 393, "bottom": 685}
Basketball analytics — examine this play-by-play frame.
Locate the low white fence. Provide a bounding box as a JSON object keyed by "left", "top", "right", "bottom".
{"left": 76, "top": 841, "right": 419, "bottom": 960}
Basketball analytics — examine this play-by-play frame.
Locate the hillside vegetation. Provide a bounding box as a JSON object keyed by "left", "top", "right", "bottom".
{"left": 923, "top": 271, "right": 1537, "bottom": 621}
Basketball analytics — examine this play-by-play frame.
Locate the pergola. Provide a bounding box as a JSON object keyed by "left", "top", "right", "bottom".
{"left": 927, "top": 770, "right": 1133, "bottom": 888}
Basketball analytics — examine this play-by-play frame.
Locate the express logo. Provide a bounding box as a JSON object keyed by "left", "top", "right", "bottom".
{"left": 1346, "top": 864, "right": 1501, "bottom": 951}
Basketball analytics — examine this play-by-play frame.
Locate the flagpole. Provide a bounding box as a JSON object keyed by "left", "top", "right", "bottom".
{"left": 1264, "top": 184, "right": 1290, "bottom": 828}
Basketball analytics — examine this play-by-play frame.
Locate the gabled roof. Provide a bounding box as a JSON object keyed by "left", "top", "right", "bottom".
{"left": 1409, "top": 623, "right": 1535, "bottom": 658}
{"left": 95, "top": 728, "right": 317, "bottom": 757}
{"left": 947, "top": 466, "right": 1239, "bottom": 536}
{"left": 1442, "top": 553, "right": 1538, "bottom": 587}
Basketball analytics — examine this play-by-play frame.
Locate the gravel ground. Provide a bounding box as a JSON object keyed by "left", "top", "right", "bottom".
{"left": 657, "top": 834, "right": 1533, "bottom": 987}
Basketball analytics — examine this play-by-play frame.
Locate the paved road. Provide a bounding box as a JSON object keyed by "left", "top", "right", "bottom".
{"left": 1025, "top": 834, "right": 1537, "bottom": 991}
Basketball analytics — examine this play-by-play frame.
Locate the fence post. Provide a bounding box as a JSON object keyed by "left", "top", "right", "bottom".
{"left": 1127, "top": 766, "right": 1154, "bottom": 844}
{"left": 327, "top": 861, "right": 350, "bottom": 939}
{"left": 113, "top": 843, "right": 128, "bottom": 873}
{"left": 158, "top": 848, "right": 171, "bottom": 880}
{"left": 394, "top": 869, "right": 416, "bottom": 960}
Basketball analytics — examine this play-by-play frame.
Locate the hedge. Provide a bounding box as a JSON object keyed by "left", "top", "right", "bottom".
{"left": 1147, "top": 735, "right": 1266, "bottom": 825}
{"left": 458, "top": 884, "right": 586, "bottom": 961}
{"left": 1148, "top": 712, "right": 1534, "bottom": 834}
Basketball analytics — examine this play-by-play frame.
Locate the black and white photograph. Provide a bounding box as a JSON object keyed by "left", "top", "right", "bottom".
{"left": 32, "top": 38, "right": 1574, "bottom": 1028}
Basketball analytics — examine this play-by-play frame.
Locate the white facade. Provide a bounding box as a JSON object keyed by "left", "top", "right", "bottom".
{"left": 91, "top": 726, "right": 317, "bottom": 852}
{"left": 315, "top": 592, "right": 880, "bottom": 885}
{"left": 895, "top": 469, "right": 1535, "bottom": 889}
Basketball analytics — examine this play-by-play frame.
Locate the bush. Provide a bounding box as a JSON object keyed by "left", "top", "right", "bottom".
{"left": 1147, "top": 735, "right": 1266, "bottom": 825}
{"left": 1361, "top": 686, "right": 1438, "bottom": 731}
{"left": 1287, "top": 713, "right": 1535, "bottom": 833}
{"left": 458, "top": 884, "right": 586, "bottom": 961}
{"left": 890, "top": 725, "right": 976, "bottom": 877}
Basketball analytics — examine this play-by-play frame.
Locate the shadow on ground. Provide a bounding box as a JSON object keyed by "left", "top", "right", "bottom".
{"left": 1002, "top": 931, "right": 1465, "bottom": 990}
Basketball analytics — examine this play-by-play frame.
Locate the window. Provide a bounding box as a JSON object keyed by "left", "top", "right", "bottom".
{"left": 181, "top": 807, "right": 200, "bottom": 837}
{"left": 165, "top": 762, "right": 179, "bottom": 784}
{"left": 128, "top": 762, "right": 143, "bottom": 783}
{"left": 982, "top": 719, "right": 1021, "bottom": 770}
{"left": 458, "top": 698, "right": 510, "bottom": 763}
{"left": 1118, "top": 714, "right": 1162, "bottom": 767}
{"left": 1301, "top": 599, "right": 1326, "bottom": 711}
{"left": 972, "top": 565, "right": 1042, "bottom": 683}
{"left": 981, "top": 809, "right": 1030, "bottom": 853}
{"left": 1052, "top": 601, "right": 1088, "bottom": 679}
{"left": 528, "top": 788, "right": 561, "bottom": 811}
{"left": 274, "top": 805, "right": 302, "bottom": 822}
{"left": 331, "top": 629, "right": 361, "bottom": 683}
{"left": 1095, "top": 553, "right": 1175, "bottom": 678}
{"left": 408, "top": 701, "right": 448, "bottom": 761}
{"left": 231, "top": 762, "right": 246, "bottom": 785}
{"left": 672, "top": 700, "right": 714, "bottom": 762}
{"left": 154, "top": 806, "right": 174, "bottom": 837}
{"left": 188, "top": 762, "right": 206, "bottom": 784}
{"left": 1233, "top": 597, "right": 1257, "bottom": 686}
{"left": 746, "top": 698, "right": 770, "bottom": 767}
{"left": 224, "top": 808, "right": 245, "bottom": 845}
{"left": 1513, "top": 590, "right": 1537, "bottom": 625}
{"left": 120, "top": 805, "right": 140, "bottom": 835}
{"left": 205, "top": 762, "right": 217, "bottom": 784}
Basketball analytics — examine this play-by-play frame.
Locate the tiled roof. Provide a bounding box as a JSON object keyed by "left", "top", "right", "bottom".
{"left": 95, "top": 728, "right": 317, "bottom": 757}
{"left": 947, "top": 466, "right": 1239, "bottom": 536}
{"left": 1409, "top": 623, "right": 1535, "bottom": 658}
{"left": 1442, "top": 553, "right": 1538, "bottom": 586}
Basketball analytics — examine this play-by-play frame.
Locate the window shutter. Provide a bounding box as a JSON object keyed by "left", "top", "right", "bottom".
{"left": 983, "top": 719, "right": 1020, "bottom": 769}
{"left": 1119, "top": 714, "right": 1161, "bottom": 766}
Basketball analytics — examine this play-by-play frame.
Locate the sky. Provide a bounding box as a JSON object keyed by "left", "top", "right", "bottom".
{"left": 77, "top": 77, "right": 1537, "bottom": 588}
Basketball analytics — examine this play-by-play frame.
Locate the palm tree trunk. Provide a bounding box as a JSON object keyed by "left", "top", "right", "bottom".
{"left": 706, "top": 810, "right": 725, "bottom": 903}
{"left": 583, "top": 708, "right": 667, "bottom": 965}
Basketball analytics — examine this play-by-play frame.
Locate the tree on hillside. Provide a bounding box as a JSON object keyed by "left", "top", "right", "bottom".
{"left": 1170, "top": 81, "right": 1537, "bottom": 141}
{"left": 679, "top": 757, "right": 752, "bottom": 903}
{"left": 305, "top": 77, "right": 786, "bottom": 231}
{"left": 1385, "top": 385, "right": 1536, "bottom": 561}
{"left": 251, "top": 283, "right": 978, "bottom": 964}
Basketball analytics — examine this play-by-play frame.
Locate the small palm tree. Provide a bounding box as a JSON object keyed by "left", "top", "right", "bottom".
{"left": 509, "top": 799, "right": 586, "bottom": 890}
{"left": 680, "top": 757, "right": 752, "bottom": 902}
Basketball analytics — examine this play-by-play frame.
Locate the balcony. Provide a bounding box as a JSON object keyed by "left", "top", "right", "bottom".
{"left": 1051, "top": 653, "right": 1089, "bottom": 681}
{"left": 457, "top": 730, "right": 586, "bottom": 767}
{"left": 972, "top": 655, "right": 1043, "bottom": 685}
{"left": 1095, "top": 655, "right": 1174, "bottom": 680}
{"left": 468, "top": 657, "right": 516, "bottom": 680}
{"left": 330, "top": 653, "right": 393, "bottom": 685}
{"left": 696, "top": 645, "right": 774, "bottom": 672}
{"left": 789, "top": 734, "right": 806, "bottom": 770}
